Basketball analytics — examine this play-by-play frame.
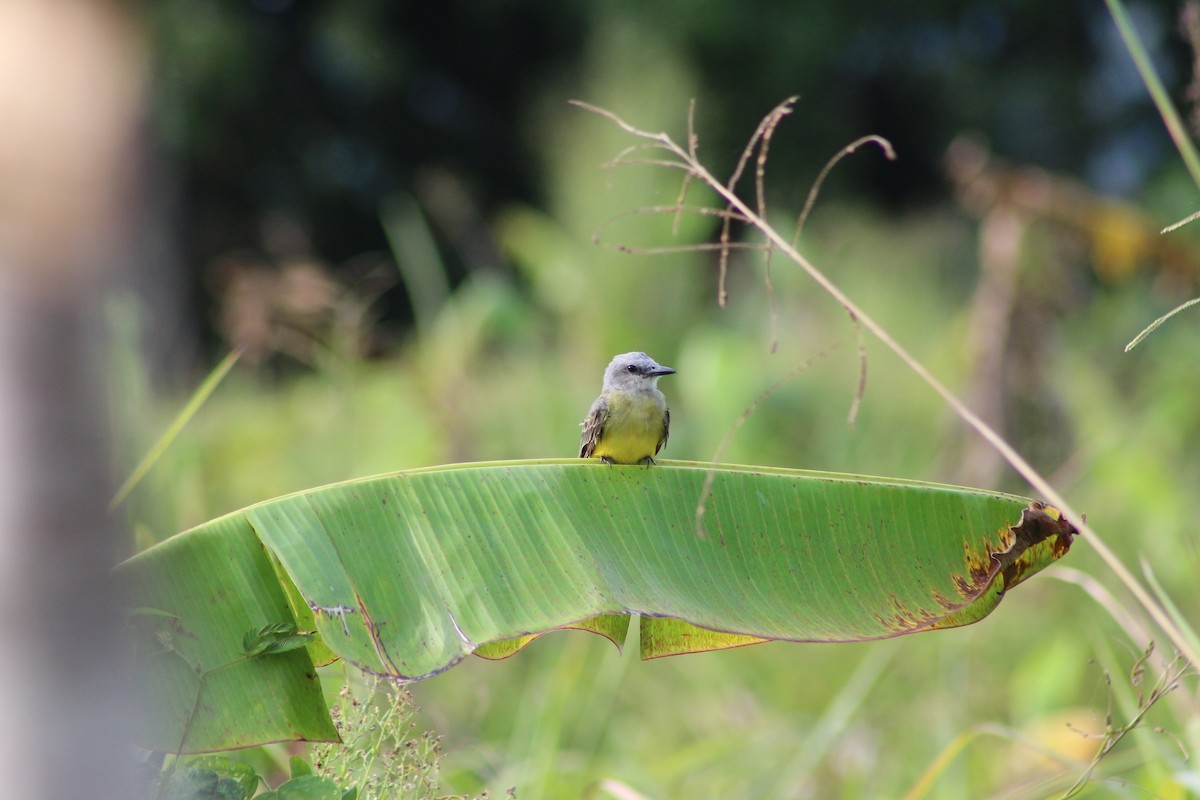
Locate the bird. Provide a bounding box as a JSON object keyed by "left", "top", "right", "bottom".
{"left": 580, "top": 352, "right": 675, "bottom": 465}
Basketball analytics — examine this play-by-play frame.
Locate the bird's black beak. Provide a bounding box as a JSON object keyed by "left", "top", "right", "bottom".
{"left": 649, "top": 365, "right": 676, "bottom": 377}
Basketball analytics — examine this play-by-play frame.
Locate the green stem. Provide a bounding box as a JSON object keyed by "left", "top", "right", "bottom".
{"left": 1105, "top": 0, "right": 1200, "bottom": 189}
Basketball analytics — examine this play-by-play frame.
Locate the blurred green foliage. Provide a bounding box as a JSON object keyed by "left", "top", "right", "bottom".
{"left": 141, "top": 0, "right": 1186, "bottom": 343}
{"left": 115, "top": 2, "right": 1200, "bottom": 797}
{"left": 116, "top": 202, "right": 1200, "bottom": 798}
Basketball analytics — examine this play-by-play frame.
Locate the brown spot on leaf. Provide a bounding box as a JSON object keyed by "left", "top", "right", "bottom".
{"left": 958, "top": 533, "right": 1003, "bottom": 599}
{"left": 953, "top": 502, "right": 1078, "bottom": 603}
{"left": 994, "top": 502, "right": 1078, "bottom": 590}
{"left": 355, "top": 592, "right": 401, "bottom": 678}
{"left": 929, "top": 587, "right": 957, "bottom": 612}
{"left": 874, "top": 592, "right": 942, "bottom": 632}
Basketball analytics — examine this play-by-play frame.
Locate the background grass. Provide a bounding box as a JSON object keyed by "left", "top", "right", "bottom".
{"left": 117, "top": 202, "right": 1200, "bottom": 798}
{"left": 115, "top": 4, "right": 1200, "bottom": 798}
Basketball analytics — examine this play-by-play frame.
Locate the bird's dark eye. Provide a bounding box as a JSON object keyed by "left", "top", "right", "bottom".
{"left": 626, "top": 365, "right": 639, "bottom": 373}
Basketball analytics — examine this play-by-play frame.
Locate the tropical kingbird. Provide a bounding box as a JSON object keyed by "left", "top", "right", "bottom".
{"left": 580, "top": 352, "right": 675, "bottom": 465}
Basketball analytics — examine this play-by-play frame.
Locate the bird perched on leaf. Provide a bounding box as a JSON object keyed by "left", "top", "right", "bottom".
{"left": 580, "top": 351, "right": 675, "bottom": 465}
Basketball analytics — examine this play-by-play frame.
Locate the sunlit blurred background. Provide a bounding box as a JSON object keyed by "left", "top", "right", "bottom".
{"left": 14, "top": 0, "right": 1199, "bottom": 797}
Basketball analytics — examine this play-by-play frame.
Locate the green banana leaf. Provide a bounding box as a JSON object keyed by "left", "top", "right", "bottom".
{"left": 119, "top": 459, "right": 1077, "bottom": 753}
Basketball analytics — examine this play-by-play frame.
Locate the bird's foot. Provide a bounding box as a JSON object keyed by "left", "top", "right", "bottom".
{"left": 638, "top": 455, "right": 656, "bottom": 468}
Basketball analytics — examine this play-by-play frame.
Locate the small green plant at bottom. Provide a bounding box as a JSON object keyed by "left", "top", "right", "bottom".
{"left": 311, "top": 674, "right": 462, "bottom": 800}
{"left": 152, "top": 673, "right": 487, "bottom": 800}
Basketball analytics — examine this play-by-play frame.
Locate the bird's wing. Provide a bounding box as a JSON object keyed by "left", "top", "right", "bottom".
{"left": 579, "top": 395, "right": 609, "bottom": 458}
{"left": 656, "top": 406, "right": 670, "bottom": 455}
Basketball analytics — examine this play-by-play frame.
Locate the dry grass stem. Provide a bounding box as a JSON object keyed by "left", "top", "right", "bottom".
{"left": 1058, "top": 647, "right": 1192, "bottom": 799}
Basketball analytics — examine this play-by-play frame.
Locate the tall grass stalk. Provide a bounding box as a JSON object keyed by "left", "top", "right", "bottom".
{"left": 1104, "top": 0, "right": 1200, "bottom": 189}
{"left": 109, "top": 348, "right": 241, "bottom": 512}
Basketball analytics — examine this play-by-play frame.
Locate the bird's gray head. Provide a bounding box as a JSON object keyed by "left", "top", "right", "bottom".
{"left": 601, "top": 351, "right": 676, "bottom": 393}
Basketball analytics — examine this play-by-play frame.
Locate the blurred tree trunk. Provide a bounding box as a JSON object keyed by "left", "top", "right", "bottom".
{"left": 0, "top": 2, "right": 146, "bottom": 797}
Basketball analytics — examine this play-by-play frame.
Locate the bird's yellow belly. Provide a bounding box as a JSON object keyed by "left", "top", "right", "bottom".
{"left": 591, "top": 393, "right": 666, "bottom": 464}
